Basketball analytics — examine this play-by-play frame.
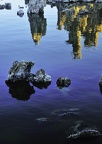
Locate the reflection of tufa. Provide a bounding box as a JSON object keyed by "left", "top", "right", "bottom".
{"left": 68, "top": 129, "right": 101, "bottom": 139}
{"left": 27, "top": 0, "right": 46, "bottom": 14}
{"left": 28, "top": 13, "right": 46, "bottom": 45}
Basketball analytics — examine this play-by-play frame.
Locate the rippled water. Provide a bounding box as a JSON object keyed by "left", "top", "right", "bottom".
{"left": 1, "top": 0, "right": 102, "bottom": 144}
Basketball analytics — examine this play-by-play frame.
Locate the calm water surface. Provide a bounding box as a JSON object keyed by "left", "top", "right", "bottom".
{"left": 0, "top": 0, "right": 102, "bottom": 144}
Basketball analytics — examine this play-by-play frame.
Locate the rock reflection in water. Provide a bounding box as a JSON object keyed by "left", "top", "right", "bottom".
{"left": 56, "top": 3, "right": 102, "bottom": 59}
{"left": 28, "top": 13, "right": 47, "bottom": 45}
{"left": 5, "top": 80, "right": 35, "bottom": 101}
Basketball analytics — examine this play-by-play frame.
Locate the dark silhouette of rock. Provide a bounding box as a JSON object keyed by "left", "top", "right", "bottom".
{"left": 56, "top": 77, "right": 71, "bottom": 88}
{"left": 0, "top": 4, "right": 5, "bottom": 10}
{"left": 5, "top": 80, "right": 35, "bottom": 100}
{"left": 17, "top": 10, "right": 24, "bottom": 17}
{"left": 5, "top": 3, "right": 11, "bottom": 10}
{"left": 5, "top": 61, "right": 51, "bottom": 100}
{"left": 99, "top": 75, "right": 102, "bottom": 94}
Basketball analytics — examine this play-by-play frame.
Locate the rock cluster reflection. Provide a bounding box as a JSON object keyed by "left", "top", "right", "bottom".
{"left": 28, "top": 13, "right": 47, "bottom": 45}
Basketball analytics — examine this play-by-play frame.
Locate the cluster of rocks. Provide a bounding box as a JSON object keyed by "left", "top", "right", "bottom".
{"left": 0, "top": 3, "right": 11, "bottom": 10}
{"left": 5, "top": 61, "right": 71, "bottom": 100}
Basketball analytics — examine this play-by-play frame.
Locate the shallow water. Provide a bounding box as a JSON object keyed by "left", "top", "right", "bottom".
{"left": 1, "top": 0, "right": 102, "bottom": 144}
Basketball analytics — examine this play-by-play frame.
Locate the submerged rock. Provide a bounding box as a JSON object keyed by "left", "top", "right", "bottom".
{"left": 67, "top": 129, "right": 101, "bottom": 139}
{"left": 56, "top": 77, "right": 71, "bottom": 88}
{"left": 36, "top": 117, "right": 48, "bottom": 122}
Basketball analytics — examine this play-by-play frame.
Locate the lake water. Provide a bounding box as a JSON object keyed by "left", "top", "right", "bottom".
{"left": 1, "top": 0, "right": 102, "bottom": 144}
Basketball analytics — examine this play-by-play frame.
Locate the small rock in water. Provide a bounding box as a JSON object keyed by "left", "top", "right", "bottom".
{"left": 0, "top": 4, "right": 5, "bottom": 9}
{"left": 67, "top": 129, "right": 101, "bottom": 139}
{"left": 5, "top": 3, "right": 11, "bottom": 10}
{"left": 56, "top": 77, "right": 71, "bottom": 88}
{"left": 36, "top": 117, "right": 48, "bottom": 122}
{"left": 32, "top": 69, "right": 51, "bottom": 89}
{"left": 17, "top": 10, "right": 24, "bottom": 17}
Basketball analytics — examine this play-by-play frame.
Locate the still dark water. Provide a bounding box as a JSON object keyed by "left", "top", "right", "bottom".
{"left": 1, "top": 0, "right": 102, "bottom": 144}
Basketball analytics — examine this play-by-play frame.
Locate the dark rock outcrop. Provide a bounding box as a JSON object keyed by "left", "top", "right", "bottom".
{"left": 56, "top": 77, "right": 71, "bottom": 88}
{"left": 17, "top": 10, "right": 24, "bottom": 17}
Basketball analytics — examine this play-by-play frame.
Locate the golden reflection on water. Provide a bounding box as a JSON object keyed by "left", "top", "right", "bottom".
{"left": 27, "top": 2, "right": 102, "bottom": 59}
{"left": 56, "top": 3, "right": 102, "bottom": 59}
{"left": 28, "top": 13, "right": 46, "bottom": 45}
